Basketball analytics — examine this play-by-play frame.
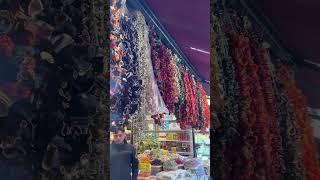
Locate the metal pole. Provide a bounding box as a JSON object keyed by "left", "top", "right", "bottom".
{"left": 192, "top": 128, "right": 196, "bottom": 158}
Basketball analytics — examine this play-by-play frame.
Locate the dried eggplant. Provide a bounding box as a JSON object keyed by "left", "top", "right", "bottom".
{"left": 0, "top": 0, "right": 108, "bottom": 179}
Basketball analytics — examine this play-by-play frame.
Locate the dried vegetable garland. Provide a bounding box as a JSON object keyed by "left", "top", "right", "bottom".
{"left": 197, "top": 82, "right": 210, "bottom": 130}
{"left": 227, "top": 30, "right": 260, "bottom": 180}
{"left": 189, "top": 74, "right": 199, "bottom": 127}
{"left": 179, "top": 69, "right": 192, "bottom": 129}
{"left": 169, "top": 53, "right": 181, "bottom": 106}
{"left": 271, "top": 63, "right": 304, "bottom": 179}
{"left": 212, "top": 3, "right": 320, "bottom": 179}
{"left": 150, "top": 42, "right": 178, "bottom": 114}
{"left": 110, "top": 4, "right": 210, "bottom": 143}
{"left": 174, "top": 56, "right": 186, "bottom": 121}
{"left": 149, "top": 27, "right": 184, "bottom": 119}
{"left": 251, "top": 38, "right": 283, "bottom": 179}
{"left": 278, "top": 64, "right": 320, "bottom": 180}
{"left": 0, "top": 0, "right": 109, "bottom": 179}
{"left": 195, "top": 82, "right": 205, "bottom": 129}
{"left": 132, "top": 11, "right": 168, "bottom": 116}
{"left": 110, "top": 2, "right": 126, "bottom": 118}
{"left": 131, "top": 11, "right": 168, "bottom": 144}
{"left": 149, "top": 27, "right": 210, "bottom": 130}
{"left": 211, "top": 12, "right": 241, "bottom": 180}
{"left": 243, "top": 33, "right": 277, "bottom": 180}
{"left": 179, "top": 69, "right": 198, "bottom": 129}
{"left": 118, "top": 9, "right": 141, "bottom": 119}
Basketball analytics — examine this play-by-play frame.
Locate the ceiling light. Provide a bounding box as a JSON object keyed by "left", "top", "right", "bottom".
{"left": 190, "top": 47, "right": 210, "bottom": 54}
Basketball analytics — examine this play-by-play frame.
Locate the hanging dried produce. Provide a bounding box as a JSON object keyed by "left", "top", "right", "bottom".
{"left": 179, "top": 69, "right": 197, "bottom": 129}
{"left": 189, "top": 74, "right": 199, "bottom": 127}
{"left": 110, "top": 4, "right": 126, "bottom": 99}
{"left": 131, "top": 11, "right": 168, "bottom": 144}
{"left": 251, "top": 37, "right": 283, "bottom": 179}
{"left": 169, "top": 53, "right": 181, "bottom": 106}
{"left": 211, "top": 2, "right": 320, "bottom": 180}
{"left": 211, "top": 13, "right": 241, "bottom": 180}
{"left": 195, "top": 82, "right": 205, "bottom": 130}
{"left": 197, "top": 82, "right": 210, "bottom": 130}
{"left": 132, "top": 11, "right": 168, "bottom": 116}
{"left": 150, "top": 43, "right": 178, "bottom": 114}
{"left": 149, "top": 27, "right": 186, "bottom": 121}
{"left": 118, "top": 11, "right": 142, "bottom": 119}
{"left": 224, "top": 31, "right": 256, "bottom": 180}
{"left": 278, "top": 64, "right": 320, "bottom": 180}
{"left": 271, "top": 64, "right": 304, "bottom": 179}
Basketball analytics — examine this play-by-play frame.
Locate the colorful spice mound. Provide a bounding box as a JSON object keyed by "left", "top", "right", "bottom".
{"left": 163, "top": 159, "right": 178, "bottom": 171}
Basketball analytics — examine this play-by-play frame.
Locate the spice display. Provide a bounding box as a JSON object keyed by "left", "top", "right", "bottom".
{"left": 156, "top": 170, "right": 193, "bottom": 180}
{"left": 184, "top": 158, "right": 202, "bottom": 169}
{"left": 138, "top": 153, "right": 151, "bottom": 163}
{"left": 175, "top": 158, "right": 184, "bottom": 165}
{"left": 163, "top": 159, "right": 178, "bottom": 171}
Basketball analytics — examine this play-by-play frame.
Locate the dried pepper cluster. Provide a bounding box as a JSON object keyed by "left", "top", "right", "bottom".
{"left": 211, "top": 2, "right": 320, "bottom": 180}
{"left": 278, "top": 65, "right": 320, "bottom": 180}
{"left": 149, "top": 27, "right": 211, "bottom": 131}
{"left": 110, "top": 2, "right": 211, "bottom": 136}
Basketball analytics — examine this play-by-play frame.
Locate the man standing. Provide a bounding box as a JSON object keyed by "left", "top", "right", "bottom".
{"left": 110, "top": 126, "right": 139, "bottom": 180}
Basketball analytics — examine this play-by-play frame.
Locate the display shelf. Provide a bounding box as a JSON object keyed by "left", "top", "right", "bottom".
{"left": 141, "top": 116, "right": 195, "bottom": 157}
{"left": 193, "top": 129, "right": 210, "bottom": 134}
{"left": 170, "top": 151, "right": 193, "bottom": 154}
{"left": 194, "top": 132, "right": 210, "bottom": 166}
{"left": 144, "top": 130, "right": 188, "bottom": 133}
{"left": 158, "top": 139, "right": 192, "bottom": 143}
{"left": 157, "top": 130, "right": 188, "bottom": 132}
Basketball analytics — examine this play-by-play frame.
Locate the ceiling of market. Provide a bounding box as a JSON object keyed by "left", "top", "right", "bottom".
{"left": 146, "top": 0, "right": 210, "bottom": 82}
{"left": 255, "top": 0, "right": 320, "bottom": 108}
{"left": 146, "top": 0, "right": 320, "bottom": 108}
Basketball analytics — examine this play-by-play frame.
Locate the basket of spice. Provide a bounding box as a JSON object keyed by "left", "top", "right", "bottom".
{"left": 150, "top": 159, "right": 163, "bottom": 175}
{"left": 163, "top": 159, "right": 178, "bottom": 171}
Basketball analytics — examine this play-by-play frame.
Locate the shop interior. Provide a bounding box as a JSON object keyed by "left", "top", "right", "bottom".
{"left": 111, "top": 0, "right": 320, "bottom": 180}
{"left": 110, "top": 0, "right": 210, "bottom": 179}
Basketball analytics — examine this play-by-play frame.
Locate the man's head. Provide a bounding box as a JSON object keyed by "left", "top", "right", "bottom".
{"left": 112, "top": 127, "right": 126, "bottom": 144}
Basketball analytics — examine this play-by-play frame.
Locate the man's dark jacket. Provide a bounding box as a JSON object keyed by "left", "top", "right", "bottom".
{"left": 110, "top": 141, "right": 139, "bottom": 180}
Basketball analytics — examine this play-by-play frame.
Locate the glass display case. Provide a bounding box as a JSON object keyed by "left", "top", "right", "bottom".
{"left": 141, "top": 115, "right": 194, "bottom": 156}
{"left": 194, "top": 131, "right": 210, "bottom": 167}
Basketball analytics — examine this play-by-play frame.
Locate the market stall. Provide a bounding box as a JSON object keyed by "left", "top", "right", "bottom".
{"left": 110, "top": 0, "right": 211, "bottom": 179}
